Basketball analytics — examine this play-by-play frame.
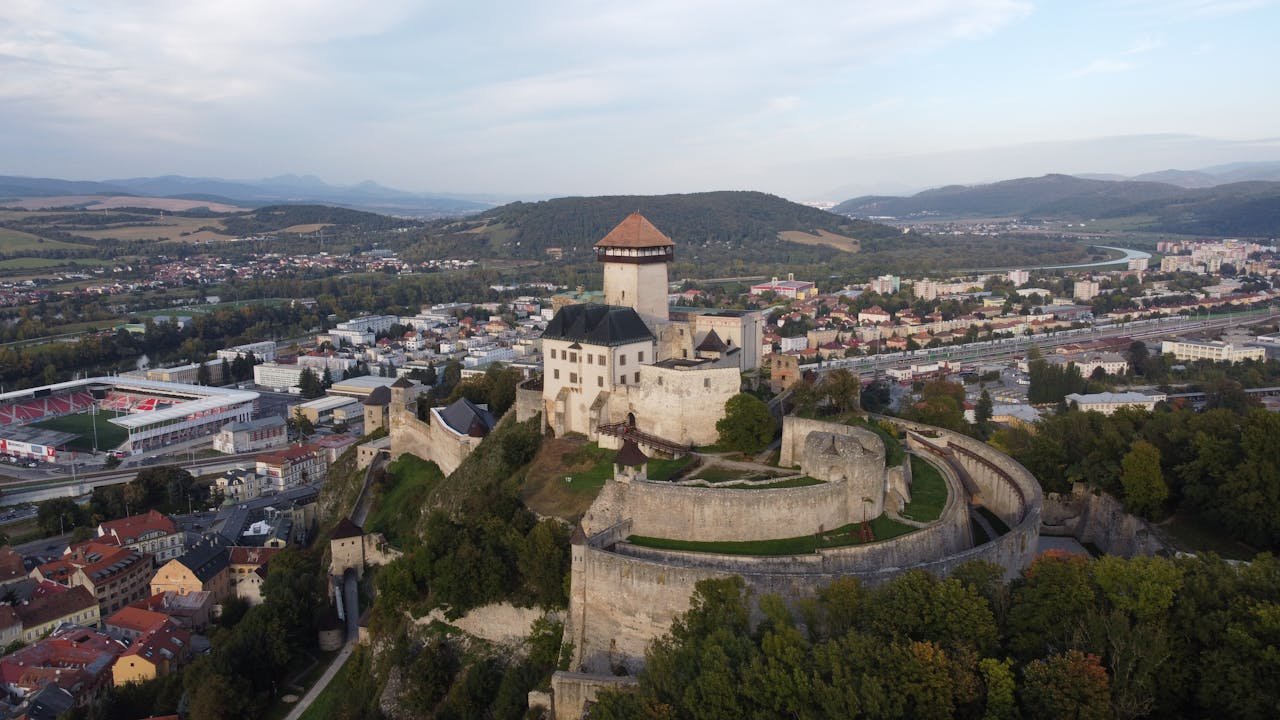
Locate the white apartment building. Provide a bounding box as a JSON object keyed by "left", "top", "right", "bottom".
{"left": 1073, "top": 280, "right": 1101, "bottom": 302}
{"left": 216, "top": 341, "right": 277, "bottom": 363}
{"left": 1006, "top": 270, "right": 1030, "bottom": 286}
{"left": 253, "top": 362, "right": 305, "bottom": 391}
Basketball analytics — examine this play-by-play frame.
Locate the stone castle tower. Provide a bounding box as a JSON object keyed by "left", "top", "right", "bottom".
{"left": 594, "top": 212, "right": 673, "bottom": 329}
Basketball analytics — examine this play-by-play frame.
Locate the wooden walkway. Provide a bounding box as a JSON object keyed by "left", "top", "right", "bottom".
{"left": 597, "top": 423, "right": 692, "bottom": 457}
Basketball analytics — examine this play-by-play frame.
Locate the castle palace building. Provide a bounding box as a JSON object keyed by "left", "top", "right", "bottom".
{"left": 542, "top": 213, "right": 762, "bottom": 447}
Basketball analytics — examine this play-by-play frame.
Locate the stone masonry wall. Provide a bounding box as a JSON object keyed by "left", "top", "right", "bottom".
{"left": 1042, "top": 483, "right": 1167, "bottom": 557}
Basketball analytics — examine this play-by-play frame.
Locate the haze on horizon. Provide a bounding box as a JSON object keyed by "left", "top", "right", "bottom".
{"left": 2, "top": 0, "right": 1279, "bottom": 202}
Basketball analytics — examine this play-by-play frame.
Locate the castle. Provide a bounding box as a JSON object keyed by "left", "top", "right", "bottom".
{"left": 540, "top": 213, "right": 762, "bottom": 447}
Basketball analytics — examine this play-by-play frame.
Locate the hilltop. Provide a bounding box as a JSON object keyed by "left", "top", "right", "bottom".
{"left": 834, "top": 173, "right": 1280, "bottom": 236}
{"left": 415, "top": 190, "right": 903, "bottom": 264}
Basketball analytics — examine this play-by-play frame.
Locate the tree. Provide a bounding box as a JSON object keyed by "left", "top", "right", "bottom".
{"left": 290, "top": 408, "right": 315, "bottom": 439}
{"left": 1020, "top": 650, "right": 1112, "bottom": 720}
{"left": 820, "top": 368, "right": 861, "bottom": 415}
{"left": 1127, "top": 341, "right": 1149, "bottom": 376}
{"left": 297, "top": 367, "right": 324, "bottom": 398}
{"left": 38, "top": 497, "right": 87, "bottom": 535}
{"left": 976, "top": 390, "right": 993, "bottom": 425}
{"left": 715, "top": 393, "right": 776, "bottom": 453}
{"left": 1120, "top": 440, "right": 1167, "bottom": 519}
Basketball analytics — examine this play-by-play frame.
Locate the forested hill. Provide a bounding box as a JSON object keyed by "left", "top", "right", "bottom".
{"left": 219, "top": 204, "right": 423, "bottom": 235}
{"left": 835, "top": 174, "right": 1280, "bottom": 236}
{"left": 834, "top": 174, "right": 1187, "bottom": 219}
{"left": 422, "top": 191, "right": 904, "bottom": 262}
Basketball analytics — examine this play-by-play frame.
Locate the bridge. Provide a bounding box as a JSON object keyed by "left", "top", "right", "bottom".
{"left": 1166, "top": 385, "right": 1280, "bottom": 405}
{"left": 596, "top": 423, "right": 692, "bottom": 457}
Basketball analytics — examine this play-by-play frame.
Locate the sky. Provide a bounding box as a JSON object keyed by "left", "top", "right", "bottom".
{"left": 2, "top": 0, "right": 1280, "bottom": 201}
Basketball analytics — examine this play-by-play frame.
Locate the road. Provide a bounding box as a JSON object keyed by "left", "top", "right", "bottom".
{"left": 0, "top": 452, "right": 261, "bottom": 504}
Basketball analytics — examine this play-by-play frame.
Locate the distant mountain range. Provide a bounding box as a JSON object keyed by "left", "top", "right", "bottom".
{"left": 0, "top": 174, "right": 491, "bottom": 217}
{"left": 1076, "top": 161, "right": 1280, "bottom": 188}
{"left": 834, "top": 171, "right": 1280, "bottom": 237}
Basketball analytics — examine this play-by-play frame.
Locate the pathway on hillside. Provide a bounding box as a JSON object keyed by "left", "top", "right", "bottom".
{"left": 283, "top": 572, "right": 360, "bottom": 720}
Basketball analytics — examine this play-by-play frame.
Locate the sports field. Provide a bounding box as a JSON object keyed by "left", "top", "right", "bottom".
{"left": 32, "top": 411, "right": 129, "bottom": 452}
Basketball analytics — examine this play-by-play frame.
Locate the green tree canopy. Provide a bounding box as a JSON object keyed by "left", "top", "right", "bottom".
{"left": 715, "top": 393, "right": 777, "bottom": 453}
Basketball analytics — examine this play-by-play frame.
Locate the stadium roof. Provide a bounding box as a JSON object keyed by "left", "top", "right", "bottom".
{"left": 0, "top": 377, "right": 258, "bottom": 432}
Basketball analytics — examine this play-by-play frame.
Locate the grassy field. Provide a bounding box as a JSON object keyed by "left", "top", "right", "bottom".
{"left": 901, "top": 455, "right": 949, "bottom": 523}
{"left": 59, "top": 216, "right": 230, "bottom": 243}
{"left": 136, "top": 298, "right": 291, "bottom": 318}
{"left": 365, "top": 455, "right": 444, "bottom": 546}
{"left": 647, "top": 455, "right": 695, "bottom": 481}
{"left": 0, "top": 227, "right": 92, "bottom": 252}
{"left": 0, "top": 257, "right": 63, "bottom": 269}
{"left": 778, "top": 229, "right": 860, "bottom": 253}
{"left": 629, "top": 515, "right": 915, "bottom": 556}
{"left": 32, "top": 411, "right": 129, "bottom": 452}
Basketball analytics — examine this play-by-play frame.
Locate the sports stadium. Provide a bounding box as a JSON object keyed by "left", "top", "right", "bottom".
{"left": 0, "top": 377, "right": 258, "bottom": 462}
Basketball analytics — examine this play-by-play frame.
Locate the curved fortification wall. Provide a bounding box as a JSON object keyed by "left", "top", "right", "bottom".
{"left": 557, "top": 415, "right": 1044, "bottom": 717}
{"left": 583, "top": 478, "right": 851, "bottom": 542}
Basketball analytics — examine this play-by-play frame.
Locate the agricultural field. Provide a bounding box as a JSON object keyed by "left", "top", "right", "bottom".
{"left": 777, "top": 228, "right": 861, "bottom": 253}
{"left": 0, "top": 226, "right": 93, "bottom": 252}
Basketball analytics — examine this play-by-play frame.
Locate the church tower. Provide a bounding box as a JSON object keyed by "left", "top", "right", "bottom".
{"left": 594, "top": 213, "right": 673, "bottom": 328}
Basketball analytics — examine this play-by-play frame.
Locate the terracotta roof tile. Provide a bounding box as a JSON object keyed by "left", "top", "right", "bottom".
{"left": 594, "top": 213, "right": 674, "bottom": 249}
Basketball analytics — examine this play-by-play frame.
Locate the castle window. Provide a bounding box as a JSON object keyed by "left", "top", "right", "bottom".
{"left": 619, "top": 375, "right": 626, "bottom": 385}
{"left": 553, "top": 369, "right": 560, "bottom": 379}
{"left": 634, "top": 372, "right": 640, "bottom": 383}
{"left": 620, "top": 354, "right": 627, "bottom": 366}
{"left": 657, "top": 376, "right": 663, "bottom": 386}
{"left": 549, "top": 349, "right": 556, "bottom": 359}
{"left": 570, "top": 352, "right": 577, "bottom": 363}
{"left": 570, "top": 373, "right": 578, "bottom": 383}
{"left": 638, "top": 351, "right": 645, "bottom": 362}
{"left": 599, "top": 354, "right": 606, "bottom": 364}
{"left": 587, "top": 355, "right": 593, "bottom": 365}
{"left": 597, "top": 376, "right": 603, "bottom": 387}
{"left": 704, "top": 378, "right": 710, "bottom": 388}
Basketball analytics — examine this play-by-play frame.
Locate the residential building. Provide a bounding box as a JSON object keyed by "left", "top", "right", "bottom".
{"left": 31, "top": 543, "right": 153, "bottom": 616}
{"left": 866, "top": 274, "right": 900, "bottom": 295}
{"left": 1073, "top": 280, "right": 1100, "bottom": 302}
{"left": 253, "top": 362, "right": 305, "bottom": 391}
{"left": 858, "top": 306, "right": 892, "bottom": 324}
{"left": 216, "top": 341, "right": 277, "bottom": 363}
{"left": 1006, "top": 269, "right": 1030, "bottom": 286}
{"left": 11, "top": 583, "right": 101, "bottom": 644}
{"left": 229, "top": 547, "right": 280, "bottom": 605}
{"left": 93, "top": 510, "right": 184, "bottom": 564}
{"left": 104, "top": 606, "right": 170, "bottom": 644}
{"left": 0, "top": 547, "right": 28, "bottom": 589}
{"left": 111, "top": 620, "right": 190, "bottom": 686}
{"left": 1160, "top": 339, "right": 1266, "bottom": 363}
{"left": 0, "top": 625, "right": 123, "bottom": 705}
{"left": 256, "top": 443, "right": 326, "bottom": 492}
{"left": 127, "top": 591, "right": 212, "bottom": 633}
{"left": 216, "top": 467, "right": 264, "bottom": 504}
{"left": 213, "top": 415, "right": 288, "bottom": 454}
{"left": 328, "top": 375, "right": 397, "bottom": 400}
{"left": 150, "top": 537, "right": 231, "bottom": 604}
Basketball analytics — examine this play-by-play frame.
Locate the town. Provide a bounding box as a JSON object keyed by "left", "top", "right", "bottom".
{"left": 0, "top": 210, "right": 1275, "bottom": 718}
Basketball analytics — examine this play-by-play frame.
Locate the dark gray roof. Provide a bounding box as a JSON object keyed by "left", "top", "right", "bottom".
{"left": 390, "top": 376, "right": 416, "bottom": 389}
{"left": 439, "top": 398, "right": 496, "bottom": 438}
{"left": 361, "top": 385, "right": 392, "bottom": 406}
{"left": 28, "top": 684, "right": 75, "bottom": 720}
{"left": 176, "top": 536, "right": 230, "bottom": 582}
{"left": 695, "top": 329, "right": 728, "bottom": 353}
{"left": 543, "top": 304, "right": 654, "bottom": 347}
{"left": 614, "top": 439, "right": 648, "bottom": 468}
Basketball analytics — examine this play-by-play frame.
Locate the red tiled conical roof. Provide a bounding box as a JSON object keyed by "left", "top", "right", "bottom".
{"left": 594, "top": 213, "right": 674, "bottom": 249}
